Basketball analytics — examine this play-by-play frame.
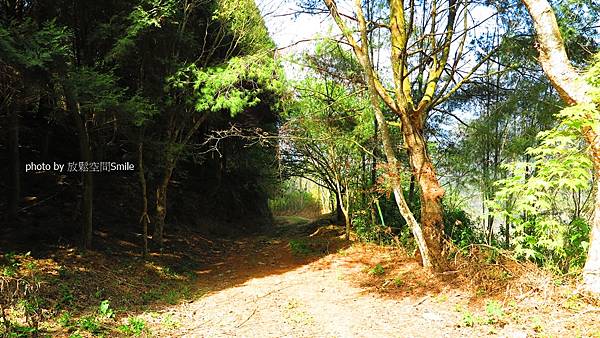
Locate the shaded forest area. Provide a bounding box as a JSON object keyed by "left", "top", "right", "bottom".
{"left": 1, "top": 0, "right": 281, "bottom": 251}
{"left": 2, "top": 0, "right": 600, "bottom": 336}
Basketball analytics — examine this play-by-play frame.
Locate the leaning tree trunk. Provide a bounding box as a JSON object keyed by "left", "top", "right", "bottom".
{"left": 340, "top": 0, "right": 445, "bottom": 270}
{"left": 371, "top": 103, "right": 432, "bottom": 268}
{"left": 521, "top": 0, "right": 600, "bottom": 294}
{"left": 401, "top": 120, "right": 448, "bottom": 270}
{"left": 352, "top": 23, "right": 434, "bottom": 269}
{"left": 375, "top": 107, "right": 438, "bottom": 269}
{"left": 335, "top": 183, "right": 351, "bottom": 240}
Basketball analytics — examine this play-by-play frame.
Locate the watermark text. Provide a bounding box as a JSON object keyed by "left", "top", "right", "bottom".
{"left": 25, "top": 161, "right": 135, "bottom": 173}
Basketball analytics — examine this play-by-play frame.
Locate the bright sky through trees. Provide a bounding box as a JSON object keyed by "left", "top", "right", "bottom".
{"left": 258, "top": 0, "right": 498, "bottom": 88}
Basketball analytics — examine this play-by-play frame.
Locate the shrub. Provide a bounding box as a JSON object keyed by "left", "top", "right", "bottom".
{"left": 443, "top": 202, "right": 482, "bottom": 248}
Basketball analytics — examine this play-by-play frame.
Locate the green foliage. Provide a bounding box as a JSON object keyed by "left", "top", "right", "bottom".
{"left": 127, "top": 94, "right": 159, "bottom": 127}
{"left": 169, "top": 54, "right": 284, "bottom": 116}
{"left": 2, "top": 252, "right": 19, "bottom": 277}
{"left": 288, "top": 76, "right": 374, "bottom": 143}
{"left": 69, "top": 68, "right": 125, "bottom": 112}
{"left": 214, "top": 0, "right": 274, "bottom": 53}
{"left": 163, "top": 286, "right": 192, "bottom": 305}
{"left": 281, "top": 40, "right": 376, "bottom": 234}
{"left": 56, "top": 300, "right": 120, "bottom": 336}
{"left": 118, "top": 317, "right": 147, "bottom": 336}
{"left": 484, "top": 300, "right": 505, "bottom": 324}
{"left": 0, "top": 19, "right": 71, "bottom": 70}
{"left": 18, "top": 296, "right": 43, "bottom": 327}
{"left": 352, "top": 212, "right": 383, "bottom": 243}
{"left": 98, "top": 300, "right": 114, "bottom": 319}
{"left": 0, "top": 253, "right": 43, "bottom": 335}
{"left": 492, "top": 57, "right": 600, "bottom": 272}
{"left": 139, "top": 278, "right": 200, "bottom": 306}
{"left": 269, "top": 181, "right": 321, "bottom": 216}
{"left": 269, "top": 191, "right": 320, "bottom": 215}
{"left": 456, "top": 301, "right": 505, "bottom": 328}
{"left": 565, "top": 218, "right": 592, "bottom": 268}
{"left": 1, "top": 324, "right": 39, "bottom": 338}
{"left": 368, "top": 264, "right": 385, "bottom": 276}
{"left": 354, "top": 198, "right": 404, "bottom": 245}
{"left": 461, "top": 311, "right": 476, "bottom": 327}
{"left": 109, "top": 0, "right": 177, "bottom": 60}
{"left": 289, "top": 239, "right": 313, "bottom": 255}
{"left": 443, "top": 201, "right": 481, "bottom": 248}
{"left": 58, "top": 311, "right": 74, "bottom": 328}
{"left": 77, "top": 315, "right": 101, "bottom": 334}
{"left": 59, "top": 284, "right": 75, "bottom": 307}
{"left": 553, "top": 0, "right": 599, "bottom": 64}
{"left": 307, "top": 38, "right": 363, "bottom": 84}
{"left": 354, "top": 190, "right": 476, "bottom": 254}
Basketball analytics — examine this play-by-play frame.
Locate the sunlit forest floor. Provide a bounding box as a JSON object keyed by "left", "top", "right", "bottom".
{"left": 2, "top": 217, "right": 600, "bottom": 337}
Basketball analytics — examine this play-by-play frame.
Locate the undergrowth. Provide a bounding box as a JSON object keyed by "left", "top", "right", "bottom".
{"left": 0, "top": 249, "right": 203, "bottom": 337}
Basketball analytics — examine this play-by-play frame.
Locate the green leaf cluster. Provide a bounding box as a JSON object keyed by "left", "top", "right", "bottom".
{"left": 169, "top": 54, "right": 284, "bottom": 116}
{"left": 491, "top": 56, "right": 600, "bottom": 272}
{"left": 0, "top": 19, "right": 71, "bottom": 70}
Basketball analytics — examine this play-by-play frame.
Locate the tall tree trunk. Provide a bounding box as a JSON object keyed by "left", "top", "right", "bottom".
{"left": 323, "top": 0, "right": 452, "bottom": 271}
{"left": 153, "top": 163, "right": 174, "bottom": 249}
{"left": 74, "top": 114, "right": 93, "bottom": 249}
{"left": 336, "top": 187, "right": 351, "bottom": 240}
{"left": 351, "top": 8, "right": 435, "bottom": 269}
{"left": 370, "top": 118, "right": 379, "bottom": 227}
{"left": 371, "top": 118, "right": 378, "bottom": 186}
{"left": 372, "top": 105, "right": 432, "bottom": 268}
{"left": 63, "top": 78, "right": 93, "bottom": 250}
{"left": 138, "top": 141, "right": 149, "bottom": 258}
{"left": 361, "top": 153, "right": 367, "bottom": 205}
{"left": 401, "top": 122, "right": 447, "bottom": 270}
{"left": 335, "top": 179, "right": 352, "bottom": 240}
{"left": 487, "top": 214, "right": 494, "bottom": 244}
{"left": 585, "top": 179, "right": 600, "bottom": 294}
{"left": 7, "top": 102, "right": 20, "bottom": 222}
{"left": 522, "top": 0, "right": 600, "bottom": 294}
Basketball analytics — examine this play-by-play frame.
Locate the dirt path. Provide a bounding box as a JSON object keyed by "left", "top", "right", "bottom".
{"left": 141, "top": 218, "right": 600, "bottom": 337}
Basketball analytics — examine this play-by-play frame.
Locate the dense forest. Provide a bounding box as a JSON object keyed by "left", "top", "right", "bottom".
{"left": 1, "top": 0, "right": 599, "bottom": 336}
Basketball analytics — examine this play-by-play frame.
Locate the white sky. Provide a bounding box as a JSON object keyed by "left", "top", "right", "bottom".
{"left": 257, "top": 0, "right": 498, "bottom": 82}
{"left": 257, "top": 0, "right": 336, "bottom": 54}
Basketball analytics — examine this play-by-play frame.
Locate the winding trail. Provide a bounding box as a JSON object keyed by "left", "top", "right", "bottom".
{"left": 141, "top": 217, "right": 594, "bottom": 337}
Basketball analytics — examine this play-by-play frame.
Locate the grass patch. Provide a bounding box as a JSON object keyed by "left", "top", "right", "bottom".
{"left": 118, "top": 317, "right": 148, "bottom": 336}
{"left": 289, "top": 239, "right": 313, "bottom": 255}
{"left": 368, "top": 264, "right": 385, "bottom": 276}
{"left": 484, "top": 300, "right": 505, "bottom": 325}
